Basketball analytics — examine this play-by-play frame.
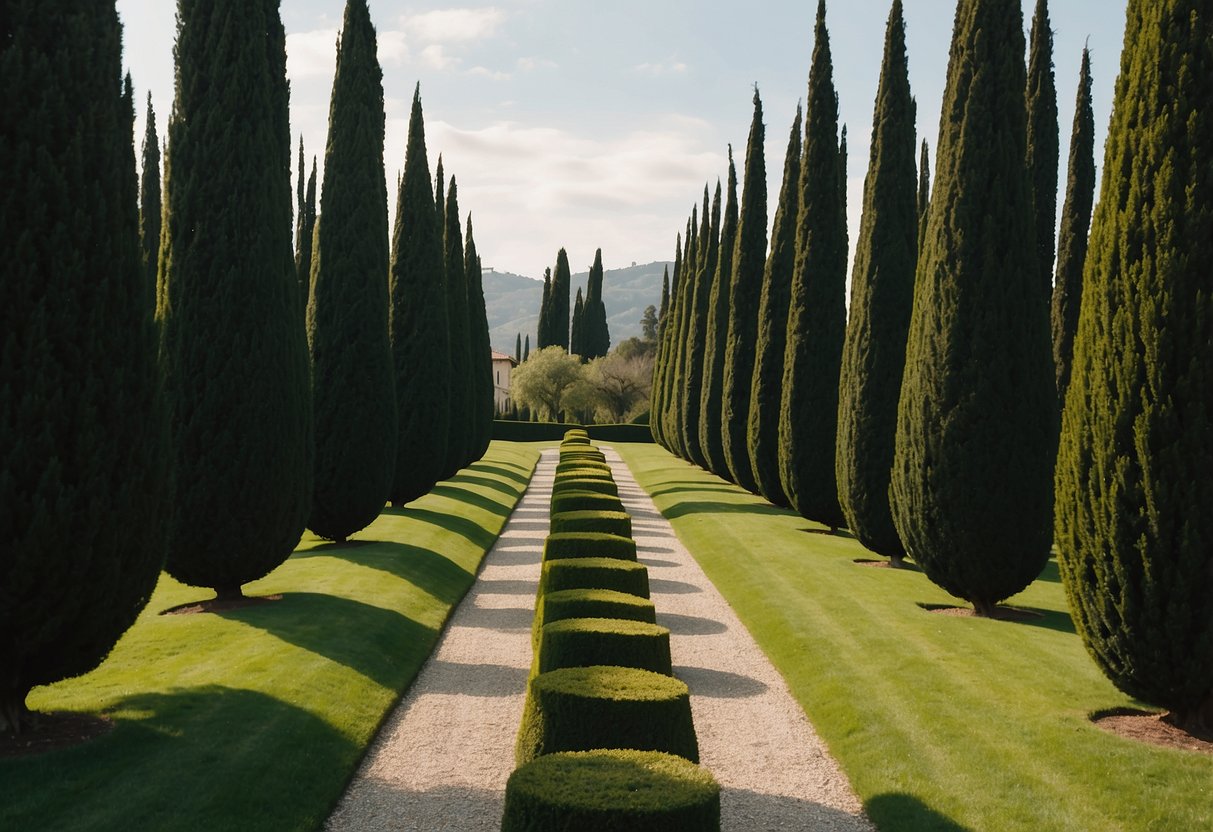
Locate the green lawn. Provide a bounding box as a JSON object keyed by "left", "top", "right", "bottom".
{"left": 0, "top": 441, "right": 540, "bottom": 832}
{"left": 613, "top": 443, "right": 1212, "bottom": 832}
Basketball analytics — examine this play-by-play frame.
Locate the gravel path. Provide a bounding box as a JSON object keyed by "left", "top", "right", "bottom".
{"left": 326, "top": 446, "right": 873, "bottom": 831}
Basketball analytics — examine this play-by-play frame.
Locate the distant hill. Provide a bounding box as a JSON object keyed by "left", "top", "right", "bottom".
{"left": 483, "top": 261, "right": 670, "bottom": 356}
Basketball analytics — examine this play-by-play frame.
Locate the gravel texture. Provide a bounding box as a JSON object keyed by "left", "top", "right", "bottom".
{"left": 326, "top": 446, "right": 873, "bottom": 831}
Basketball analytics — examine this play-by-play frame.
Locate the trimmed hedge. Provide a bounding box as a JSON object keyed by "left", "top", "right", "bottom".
{"left": 562, "top": 430, "right": 590, "bottom": 445}
{"left": 501, "top": 749, "right": 720, "bottom": 832}
{"left": 492, "top": 421, "right": 654, "bottom": 443}
{"left": 540, "top": 558, "right": 650, "bottom": 599}
{"left": 550, "top": 510, "right": 631, "bottom": 538}
{"left": 554, "top": 468, "right": 614, "bottom": 484}
{"left": 550, "top": 490, "right": 625, "bottom": 515}
{"left": 543, "top": 533, "right": 638, "bottom": 563}
{"left": 533, "top": 589, "right": 656, "bottom": 652}
{"left": 559, "top": 451, "right": 607, "bottom": 465}
{"left": 551, "top": 477, "right": 619, "bottom": 498}
{"left": 538, "top": 617, "right": 671, "bottom": 675}
{"left": 516, "top": 666, "right": 698, "bottom": 764}
{"left": 555, "top": 460, "right": 611, "bottom": 476}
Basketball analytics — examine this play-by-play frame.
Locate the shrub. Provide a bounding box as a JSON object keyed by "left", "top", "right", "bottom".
{"left": 550, "top": 477, "right": 619, "bottom": 498}
{"left": 563, "top": 430, "right": 590, "bottom": 444}
{"left": 555, "top": 459, "right": 611, "bottom": 476}
{"left": 554, "top": 467, "right": 614, "bottom": 484}
{"left": 560, "top": 448, "right": 606, "bottom": 462}
{"left": 538, "top": 618, "right": 671, "bottom": 675}
{"left": 540, "top": 558, "right": 650, "bottom": 599}
{"left": 490, "top": 421, "right": 655, "bottom": 443}
{"left": 543, "top": 533, "right": 638, "bottom": 562}
{"left": 502, "top": 750, "right": 720, "bottom": 832}
{"left": 516, "top": 666, "right": 698, "bottom": 765}
{"left": 533, "top": 590, "right": 656, "bottom": 650}
{"left": 550, "top": 511, "right": 631, "bottom": 538}
{"left": 550, "top": 491, "right": 624, "bottom": 516}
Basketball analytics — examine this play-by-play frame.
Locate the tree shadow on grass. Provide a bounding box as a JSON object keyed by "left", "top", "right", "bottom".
{"left": 467, "top": 459, "right": 532, "bottom": 485}
{"left": 217, "top": 592, "right": 438, "bottom": 689}
{"left": 649, "top": 482, "right": 749, "bottom": 498}
{"left": 428, "top": 483, "right": 513, "bottom": 519}
{"left": 663, "top": 500, "right": 791, "bottom": 520}
{"left": 1036, "top": 558, "right": 1061, "bottom": 583}
{"left": 446, "top": 472, "right": 524, "bottom": 498}
{"left": 293, "top": 541, "right": 472, "bottom": 606}
{"left": 382, "top": 506, "right": 497, "bottom": 549}
{"left": 865, "top": 792, "right": 973, "bottom": 831}
{"left": 915, "top": 602, "right": 1075, "bottom": 636}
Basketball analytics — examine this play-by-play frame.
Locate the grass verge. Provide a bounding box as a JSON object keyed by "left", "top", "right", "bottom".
{"left": 612, "top": 442, "right": 1212, "bottom": 832}
{"left": 0, "top": 441, "right": 540, "bottom": 832}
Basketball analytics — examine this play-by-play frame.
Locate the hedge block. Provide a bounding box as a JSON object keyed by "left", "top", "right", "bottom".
{"left": 543, "top": 533, "right": 637, "bottom": 562}
{"left": 540, "top": 557, "right": 650, "bottom": 599}
{"left": 553, "top": 468, "right": 615, "bottom": 484}
{"left": 538, "top": 617, "right": 671, "bottom": 675}
{"left": 550, "top": 510, "right": 631, "bottom": 538}
{"left": 533, "top": 589, "right": 657, "bottom": 650}
{"left": 550, "top": 490, "right": 625, "bottom": 515}
{"left": 550, "top": 477, "right": 618, "bottom": 498}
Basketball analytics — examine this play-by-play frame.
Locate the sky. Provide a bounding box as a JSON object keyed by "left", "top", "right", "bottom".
{"left": 115, "top": 0, "right": 1129, "bottom": 280}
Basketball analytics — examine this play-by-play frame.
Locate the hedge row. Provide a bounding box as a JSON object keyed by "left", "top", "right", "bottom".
{"left": 492, "top": 421, "right": 655, "bottom": 444}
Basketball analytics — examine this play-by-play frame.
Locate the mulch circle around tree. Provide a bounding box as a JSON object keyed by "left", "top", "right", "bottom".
{"left": 853, "top": 559, "right": 921, "bottom": 572}
{"left": 0, "top": 712, "right": 114, "bottom": 759}
{"left": 160, "top": 594, "right": 284, "bottom": 616}
{"left": 916, "top": 603, "right": 1044, "bottom": 623}
{"left": 1092, "top": 708, "right": 1213, "bottom": 756}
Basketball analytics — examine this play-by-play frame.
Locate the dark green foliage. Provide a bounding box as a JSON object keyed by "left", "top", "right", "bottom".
{"left": 539, "top": 589, "right": 656, "bottom": 630}
{"left": 140, "top": 93, "right": 161, "bottom": 308}
{"left": 1050, "top": 48, "right": 1095, "bottom": 400}
{"left": 680, "top": 187, "right": 718, "bottom": 467}
{"left": 537, "top": 267, "right": 552, "bottom": 348}
{"left": 836, "top": 0, "right": 916, "bottom": 559}
{"left": 699, "top": 151, "right": 739, "bottom": 477}
{"left": 306, "top": 0, "right": 395, "bottom": 542}
{"left": 667, "top": 220, "right": 698, "bottom": 457}
{"left": 1026, "top": 0, "right": 1059, "bottom": 302}
{"left": 524, "top": 334, "right": 530, "bottom": 362}
{"left": 658, "top": 266, "right": 670, "bottom": 331}
{"left": 917, "top": 139, "right": 931, "bottom": 254}
{"left": 465, "top": 217, "right": 494, "bottom": 463}
{"left": 551, "top": 491, "right": 624, "bottom": 515}
{"left": 540, "top": 558, "right": 651, "bottom": 599}
{"left": 502, "top": 750, "right": 720, "bottom": 832}
{"left": 1055, "top": 0, "right": 1213, "bottom": 730}
{"left": 0, "top": 1, "right": 170, "bottom": 731}
{"left": 442, "top": 177, "right": 471, "bottom": 478}
{"left": 582, "top": 249, "right": 610, "bottom": 359}
{"left": 890, "top": 0, "right": 1055, "bottom": 615}
{"left": 780, "top": 1, "right": 848, "bottom": 529}
{"left": 538, "top": 619, "right": 673, "bottom": 675}
{"left": 491, "top": 421, "right": 652, "bottom": 443}
{"left": 722, "top": 91, "right": 768, "bottom": 492}
{"left": 652, "top": 235, "right": 683, "bottom": 451}
{"left": 543, "top": 532, "right": 638, "bottom": 563}
{"left": 388, "top": 85, "right": 448, "bottom": 506}
{"left": 159, "top": 0, "right": 312, "bottom": 597}
{"left": 570, "top": 287, "right": 585, "bottom": 357}
{"left": 550, "top": 249, "right": 572, "bottom": 351}
{"left": 434, "top": 156, "right": 445, "bottom": 241}
{"left": 747, "top": 107, "right": 802, "bottom": 506}
{"left": 295, "top": 146, "right": 318, "bottom": 312}
{"left": 550, "top": 510, "right": 632, "bottom": 538}
{"left": 516, "top": 666, "right": 694, "bottom": 764}
{"left": 516, "top": 332, "right": 522, "bottom": 363}
{"left": 553, "top": 478, "right": 618, "bottom": 498}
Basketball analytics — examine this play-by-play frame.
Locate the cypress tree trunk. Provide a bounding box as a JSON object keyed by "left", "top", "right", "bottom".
{"left": 306, "top": 0, "right": 396, "bottom": 542}
{"left": 388, "top": 85, "right": 448, "bottom": 506}
{"left": 160, "top": 0, "right": 312, "bottom": 596}
{"left": 465, "top": 217, "right": 493, "bottom": 462}
{"left": 140, "top": 93, "right": 161, "bottom": 309}
{"left": 442, "top": 178, "right": 470, "bottom": 476}
{"left": 1026, "top": 0, "right": 1059, "bottom": 302}
{"left": 682, "top": 184, "right": 722, "bottom": 468}
{"left": 890, "top": 0, "right": 1054, "bottom": 614}
{"left": 570, "top": 288, "right": 585, "bottom": 358}
{"left": 748, "top": 107, "right": 802, "bottom": 507}
{"left": 722, "top": 90, "right": 768, "bottom": 492}
{"left": 1050, "top": 48, "right": 1095, "bottom": 400}
{"left": 916, "top": 140, "right": 931, "bottom": 255}
{"left": 1055, "top": 0, "right": 1213, "bottom": 732}
{"left": 699, "top": 150, "right": 739, "bottom": 477}
{"left": 836, "top": 0, "right": 917, "bottom": 561}
{"left": 551, "top": 249, "right": 572, "bottom": 351}
{"left": 538, "top": 267, "right": 551, "bottom": 349}
{"left": 780, "top": 1, "right": 848, "bottom": 530}
{"left": 1, "top": 1, "right": 170, "bottom": 734}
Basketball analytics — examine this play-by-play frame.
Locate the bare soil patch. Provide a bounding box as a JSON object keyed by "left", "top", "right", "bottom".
{"left": 160, "top": 594, "right": 284, "bottom": 616}
{"left": 0, "top": 712, "right": 113, "bottom": 759}
{"left": 853, "top": 558, "right": 920, "bottom": 572}
{"left": 916, "top": 602, "right": 1043, "bottom": 623}
{"left": 1092, "top": 708, "right": 1213, "bottom": 755}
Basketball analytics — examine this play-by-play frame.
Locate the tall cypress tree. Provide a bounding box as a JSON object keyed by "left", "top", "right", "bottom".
{"left": 1026, "top": 0, "right": 1059, "bottom": 301}
{"left": 836, "top": 0, "right": 917, "bottom": 560}
{"left": 159, "top": 0, "right": 311, "bottom": 599}
{"left": 443, "top": 177, "right": 470, "bottom": 476}
{"left": 655, "top": 233, "right": 684, "bottom": 452}
{"left": 1050, "top": 48, "right": 1095, "bottom": 400}
{"left": 516, "top": 332, "right": 522, "bottom": 364}
{"left": 916, "top": 139, "right": 931, "bottom": 254}
{"left": 722, "top": 90, "right": 768, "bottom": 491}
{"left": 890, "top": 0, "right": 1054, "bottom": 616}
{"left": 306, "top": 0, "right": 395, "bottom": 542}
{"left": 465, "top": 216, "right": 493, "bottom": 462}
{"left": 140, "top": 93, "right": 161, "bottom": 306}
{"left": 658, "top": 266, "right": 670, "bottom": 332}
{"left": 570, "top": 287, "right": 585, "bottom": 357}
{"left": 699, "top": 150, "right": 739, "bottom": 477}
{"left": 550, "top": 248, "right": 572, "bottom": 351}
{"left": 523, "top": 334, "right": 530, "bottom": 362}
{"left": 1055, "top": 0, "right": 1212, "bottom": 731}
{"left": 388, "top": 85, "right": 447, "bottom": 506}
{"left": 780, "top": 0, "right": 848, "bottom": 529}
{"left": 666, "top": 216, "right": 696, "bottom": 457}
{"left": 650, "top": 263, "right": 670, "bottom": 444}
{"left": 434, "top": 156, "right": 445, "bottom": 242}
{"left": 295, "top": 145, "right": 319, "bottom": 312}
{"left": 538, "top": 266, "right": 552, "bottom": 348}
{"left": 747, "top": 106, "right": 802, "bottom": 506}
{"left": 583, "top": 248, "right": 610, "bottom": 359}
{"left": 683, "top": 184, "right": 721, "bottom": 468}
{"left": 1, "top": 1, "right": 170, "bottom": 733}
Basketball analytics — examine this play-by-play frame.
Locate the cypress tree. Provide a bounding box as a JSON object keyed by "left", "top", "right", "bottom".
{"left": 916, "top": 139, "right": 931, "bottom": 254}
{"left": 1050, "top": 48, "right": 1095, "bottom": 400}
{"left": 443, "top": 177, "right": 470, "bottom": 476}
{"left": 836, "top": 0, "right": 917, "bottom": 560}
{"left": 1026, "top": 0, "right": 1059, "bottom": 301}
{"left": 658, "top": 266, "right": 670, "bottom": 332}
{"left": 666, "top": 216, "right": 696, "bottom": 457}
{"left": 465, "top": 216, "right": 493, "bottom": 462}
{"left": 295, "top": 145, "right": 319, "bottom": 312}
{"left": 650, "top": 263, "right": 670, "bottom": 444}
{"left": 722, "top": 90, "right": 768, "bottom": 491}
{"left": 583, "top": 248, "right": 610, "bottom": 359}
{"left": 683, "top": 184, "right": 721, "bottom": 468}
{"left": 306, "top": 0, "right": 396, "bottom": 542}
{"left": 523, "top": 334, "right": 530, "bottom": 362}
{"left": 435, "top": 156, "right": 445, "bottom": 241}
{"left": 699, "top": 150, "right": 739, "bottom": 477}
{"left": 570, "top": 287, "right": 585, "bottom": 357}
{"left": 654, "top": 233, "right": 684, "bottom": 451}
{"left": 890, "top": 0, "right": 1054, "bottom": 616}
{"left": 1, "top": 1, "right": 170, "bottom": 733}
{"left": 538, "top": 267, "right": 552, "bottom": 348}
{"left": 159, "top": 0, "right": 312, "bottom": 599}
{"left": 388, "top": 85, "right": 448, "bottom": 506}
{"left": 550, "top": 248, "right": 572, "bottom": 351}
{"left": 780, "top": 0, "right": 849, "bottom": 529}
{"left": 747, "top": 106, "right": 802, "bottom": 506}
{"left": 1055, "top": 0, "right": 1213, "bottom": 731}
{"left": 516, "top": 332, "right": 522, "bottom": 364}
{"left": 140, "top": 93, "right": 161, "bottom": 306}
{"left": 295, "top": 136, "right": 306, "bottom": 295}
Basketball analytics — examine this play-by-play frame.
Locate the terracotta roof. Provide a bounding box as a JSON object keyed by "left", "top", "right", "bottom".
{"left": 490, "top": 350, "right": 518, "bottom": 365}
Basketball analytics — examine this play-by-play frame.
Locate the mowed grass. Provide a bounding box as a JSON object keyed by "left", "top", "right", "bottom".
{"left": 0, "top": 441, "right": 540, "bottom": 832}
{"left": 613, "top": 443, "right": 1212, "bottom": 832}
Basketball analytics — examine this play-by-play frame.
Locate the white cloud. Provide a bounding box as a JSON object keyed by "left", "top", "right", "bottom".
{"left": 634, "top": 58, "right": 688, "bottom": 77}
{"left": 516, "top": 56, "right": 557, "bottom": 73}
{"left": 421, "top": 44, "right": 460, "bottom": 70}
{"left": 377, "top": 30, "right": 409, "bottom": 66}
{"left": 286, "top": 29, "right": 338, "bottom": 80}
{"left": 401, "top": 7, "right": 507, "bottom": 44}
{"left": 467, "top": 66, "right": 512, "bottom": 82}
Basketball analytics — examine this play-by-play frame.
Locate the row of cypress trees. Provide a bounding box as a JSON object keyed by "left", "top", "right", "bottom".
{"left": 538, "top": 248, "right": 611, "bottom": 360}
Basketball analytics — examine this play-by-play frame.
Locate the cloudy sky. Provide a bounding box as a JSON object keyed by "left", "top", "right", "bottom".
{"left": 115, "top": 0, "right": 1127, "bottom": 279}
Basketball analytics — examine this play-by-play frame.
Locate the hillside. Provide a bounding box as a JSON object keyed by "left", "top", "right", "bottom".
{"left": 483, "top": 261, "right": 670, "bottom": 356}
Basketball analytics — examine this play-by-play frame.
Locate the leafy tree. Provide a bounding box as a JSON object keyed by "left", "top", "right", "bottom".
{"left": 295, "top": 142, "right": 318, "bottom": 312}
{"left": 583, "top": 351, "right": 655, "bottom": 423}
{"left": 617, "top": 336, "right": 656, "bottom": 362}
{"left": 550, "top": 248, "right": 572, "bottom": 351}
{"left": 388, "top": 85, "right": 447, "bottom": 506}
{"left": 640, "top": 305, "right": 658, "bottom": 341}
{"left": 682, "top": 184, "right": 721, "bottom": 468}
{"left": 306, "top": 0, "right": 395, "bottom": 542}
{"left": 159, "top": 0, "right": 312, "bottom": 599}
{"left": 1055, "top": 0, "right": 1213, "bottom": 732}
{"left": 442, "top": 176, "right": 470, "bottom": 477}
{"left": 721, "top": 90, "right": 768, "bottom": 491}
{"left": 890, "top": 0, "right": 1054, "bottom": 616}
{"left": 512, "top": 346, "right": 587, "bottom": 421}
{"left": 780, "top": 0, "right": 848, "bottom": 529}
{"left": 1, "top": 1, "right": 170, "bottom": 734}
{"left": 583, "top": 248, "right": 611, "bottom": 359}
{"left": 699, "top": 149, "right": 738, "bottom": 477}
{"left": 465, "top": 216, "right": 494, "bottom": 462}
{"left": 1026, "top": 0, "right": 1058, "bottom": 301}
{"left": 836, "top": 0, "right": 916, "bottom": 561}
{"left": 747, "top": 106, "right": 801, "bottom": 506}
{"left": 140, "top": 93, "right": 161, "bottom": 307}
{"left": 1050, "top": 48, "right": 1095, "bottom": 399}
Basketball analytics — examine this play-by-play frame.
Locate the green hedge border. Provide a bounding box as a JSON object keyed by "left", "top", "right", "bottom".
{"left": 493, "top": 421, "right": 654, "bottom": 443}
